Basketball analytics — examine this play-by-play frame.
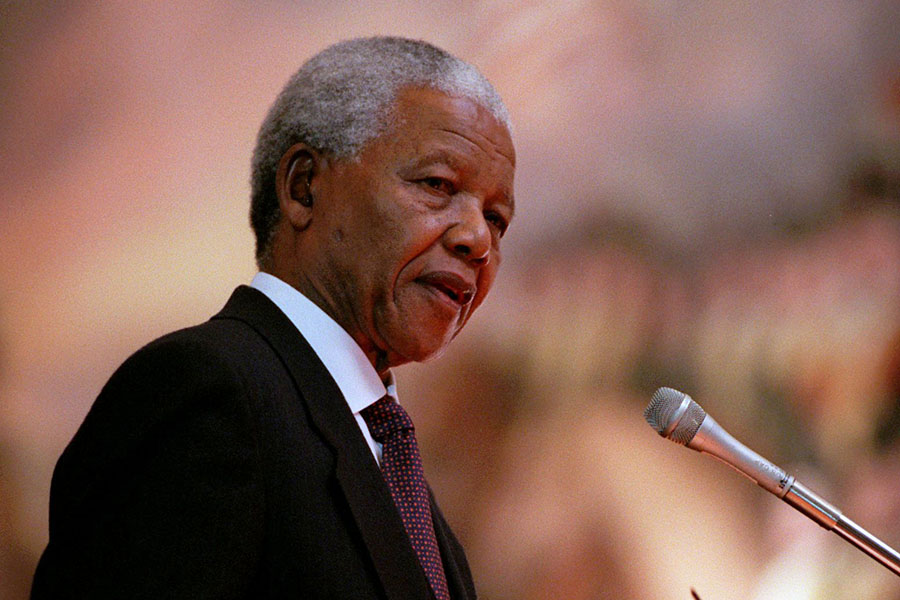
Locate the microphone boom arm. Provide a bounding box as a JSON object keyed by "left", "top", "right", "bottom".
{"left": 646, "top": 387, "right": 900, "bottom": 577}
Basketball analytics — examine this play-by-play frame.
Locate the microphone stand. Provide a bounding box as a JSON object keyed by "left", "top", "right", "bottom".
{"left": 645, "top": 387, "right": 900, "bottom": 578}
{"left": 782, "top": 480, "right": 900, "bottom": 577}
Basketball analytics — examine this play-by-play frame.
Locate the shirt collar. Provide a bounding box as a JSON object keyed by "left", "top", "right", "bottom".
{"left": 249, "top": 272, "right": 389, "bottom": 413}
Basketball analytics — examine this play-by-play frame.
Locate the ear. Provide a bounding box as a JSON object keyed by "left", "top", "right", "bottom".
{"left": 275, "top": 143, "right": 319, "bottom": 231}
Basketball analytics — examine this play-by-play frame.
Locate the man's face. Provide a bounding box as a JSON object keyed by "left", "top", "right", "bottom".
{"left": 308, "top": 86, "right": 515, "bottom": 372}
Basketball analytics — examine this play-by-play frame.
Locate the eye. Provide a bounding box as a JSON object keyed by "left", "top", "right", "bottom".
{"left": 485, "top": 211, "right": 509, "bottom": 237}
{"left": 421, "top": 177, "right": 456, "bottom": 196}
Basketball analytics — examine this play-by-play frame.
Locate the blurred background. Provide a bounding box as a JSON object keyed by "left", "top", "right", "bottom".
{"left": 2, "top": 1, "right": 900, "bottom": 598}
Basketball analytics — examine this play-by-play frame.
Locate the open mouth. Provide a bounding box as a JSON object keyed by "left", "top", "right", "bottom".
{"left": 417, "top": 272, "right": 475, "bottom": 306}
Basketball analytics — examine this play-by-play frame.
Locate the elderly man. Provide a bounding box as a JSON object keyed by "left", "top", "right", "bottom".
{"left": 31, "top": 37, "right": 514, "bottom": 599}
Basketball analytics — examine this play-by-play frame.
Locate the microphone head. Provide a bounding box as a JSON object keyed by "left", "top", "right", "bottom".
{"left": 644, "top": 387, "right": 707, "bottom": 445}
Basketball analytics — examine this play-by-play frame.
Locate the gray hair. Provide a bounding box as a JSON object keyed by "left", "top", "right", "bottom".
{"left": 249, "top": 36, "right": 511, "bottom": 266}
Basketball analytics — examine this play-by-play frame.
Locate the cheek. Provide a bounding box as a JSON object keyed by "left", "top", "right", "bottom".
{"left": 390, "top": 221, "right": 447, "bottom": 275}
{"left": 471, "top": 261, "right": 500, "bottom": 310}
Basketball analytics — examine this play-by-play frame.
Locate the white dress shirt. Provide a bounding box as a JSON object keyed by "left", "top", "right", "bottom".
{"left": 250, "top": 272, "right": 394, "bottom": 464}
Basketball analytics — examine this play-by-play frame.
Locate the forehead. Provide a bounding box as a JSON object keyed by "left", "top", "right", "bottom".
{"left": 374, "top": 86, "right": 516, "bottom": 170}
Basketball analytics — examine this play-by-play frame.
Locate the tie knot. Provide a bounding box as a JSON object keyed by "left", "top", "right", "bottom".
{"left": 360, "top": 396, "right": 414, "bottom": 443}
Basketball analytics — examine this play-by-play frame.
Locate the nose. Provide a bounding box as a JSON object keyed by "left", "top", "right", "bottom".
{"left": 444, "top": 199, "right": 492, "bottom": 267}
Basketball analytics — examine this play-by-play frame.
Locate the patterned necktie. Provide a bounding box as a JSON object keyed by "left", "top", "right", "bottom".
{"left": 361, "top": 396, "right": 451, "bottom": 600}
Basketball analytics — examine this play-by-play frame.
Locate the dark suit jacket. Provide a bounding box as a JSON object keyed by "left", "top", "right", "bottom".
{"left": 31, "top": 286, "right": 477, "bottom": 599}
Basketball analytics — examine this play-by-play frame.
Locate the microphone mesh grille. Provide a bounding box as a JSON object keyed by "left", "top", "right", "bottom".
{"left": 670, "top": 401, "right": 706, "bottom": 445}
{"left": 644, "top": 387, "right": 686, "bottom": 433}
{"left": 644, "top": 387, "right": 707, "bottom": 445}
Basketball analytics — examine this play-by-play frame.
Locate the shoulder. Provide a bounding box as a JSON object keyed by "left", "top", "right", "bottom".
{"left": 110, "top": 284, "right": 295, "bottom": 394}
{"left": 102, "top": 320, "right": 254, "bottom": 401}
{"left": 79, "top": 289, "right": 315, "bottom": 445}
{"left": 51, "top": 317, "right": 278, "bottom": 498}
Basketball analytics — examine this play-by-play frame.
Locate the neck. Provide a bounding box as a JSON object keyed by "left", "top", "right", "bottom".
{"left": 261, "top": 265, "right": 398, "bottom": 378}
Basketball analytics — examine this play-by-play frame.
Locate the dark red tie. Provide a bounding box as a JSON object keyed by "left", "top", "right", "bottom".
{"left": 361, "top": 396, "right": 451, "bottom": 600}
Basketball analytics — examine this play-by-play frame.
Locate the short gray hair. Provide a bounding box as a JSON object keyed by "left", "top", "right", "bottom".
{"left": 249, "top": 36, "right": 511, "bottom": 266}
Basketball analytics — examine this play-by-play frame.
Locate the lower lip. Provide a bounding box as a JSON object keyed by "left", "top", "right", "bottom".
{"left": 420, "top": 282, "right": 464, "bottom": 312}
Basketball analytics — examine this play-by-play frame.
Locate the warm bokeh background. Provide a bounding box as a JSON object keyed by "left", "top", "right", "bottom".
{"left": 3, "top": 2, "right": 900, "bottom": 598}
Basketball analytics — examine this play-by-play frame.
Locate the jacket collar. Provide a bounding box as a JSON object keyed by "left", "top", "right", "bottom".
{"left": 214, "top": 286, "right": 436, "bottom": 599}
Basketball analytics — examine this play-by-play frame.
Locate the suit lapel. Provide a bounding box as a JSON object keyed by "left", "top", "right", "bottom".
{"left": 431, "top": 492, "right": 476, "bottom": 600}
{"left": 214, "top": 286, "right": 434, "bottom": 600}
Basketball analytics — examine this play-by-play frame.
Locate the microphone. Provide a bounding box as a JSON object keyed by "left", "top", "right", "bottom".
{"left": 644, "top": 386, "right": 900, "bottom": 577}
